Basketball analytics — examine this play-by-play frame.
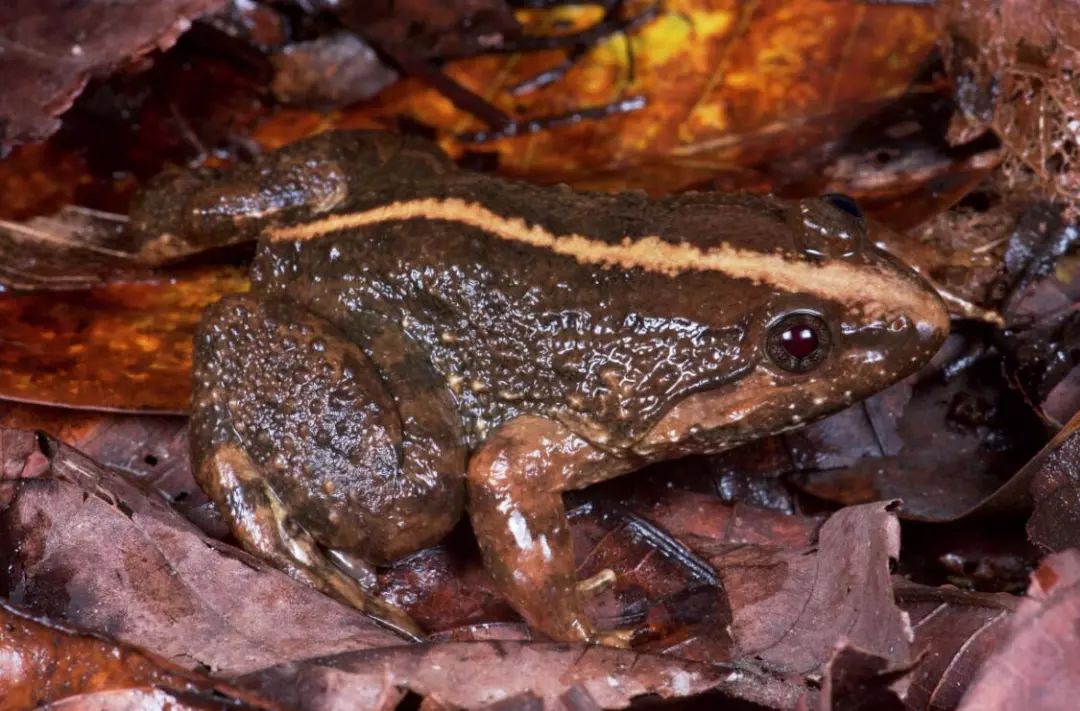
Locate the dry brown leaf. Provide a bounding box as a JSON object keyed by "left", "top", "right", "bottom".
{"left": 958, "top": 549, "right": 1080, "bottom": 710}
{"left": 238, "top": 640, "right": 801, "bottom": 711}
{"left": 0, "top": 429, "right": 405, "bottom": 675}
{"left": 0, "top": 0, "right": 228, "bottom": 151}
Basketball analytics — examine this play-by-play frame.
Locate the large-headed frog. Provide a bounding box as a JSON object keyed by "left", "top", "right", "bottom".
{"left": 131, "top": 130, "right": 949, "bottom": 644}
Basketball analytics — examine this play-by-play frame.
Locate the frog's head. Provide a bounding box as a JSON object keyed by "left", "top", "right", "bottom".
{"left": 635, "top": 193, "right": 949, "bottom": 457}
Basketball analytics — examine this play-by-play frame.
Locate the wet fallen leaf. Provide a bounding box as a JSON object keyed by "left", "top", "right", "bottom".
{"left": 0, "top": 207, "right": 153, "bottom": 290}
{"left": 0, "top": 267, "right": 246, "bottom": 413}
{"left": 259, "top": 0, "right": 939, "bottom": 194}
{"left": 762, "top": 90, "right": 1002, "bottom": 233}
{"left": 0, "top": 599, "right": 277, "bottom": 711}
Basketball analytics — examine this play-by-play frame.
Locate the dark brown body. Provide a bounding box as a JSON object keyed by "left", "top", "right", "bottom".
{"left": 141, "top": 131, "right": 950, "bottom": 643}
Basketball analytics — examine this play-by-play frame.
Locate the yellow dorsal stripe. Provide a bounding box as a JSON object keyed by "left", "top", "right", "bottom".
{"left": 267, "top": 197, "right": 933, "bottom": 320}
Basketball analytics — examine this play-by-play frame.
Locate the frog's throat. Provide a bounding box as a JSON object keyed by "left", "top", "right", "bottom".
{"left": 268, "top": 196, "right": 944, "bottom": 326}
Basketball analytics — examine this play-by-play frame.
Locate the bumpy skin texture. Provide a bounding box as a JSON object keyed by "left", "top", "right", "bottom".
{"left": 170, "top": 130, "right": 950, "bottom": 643}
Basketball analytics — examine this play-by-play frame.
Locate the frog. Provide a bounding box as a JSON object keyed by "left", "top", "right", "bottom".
{"left": 128, "top": 129, "right": 949, "bottom": 645}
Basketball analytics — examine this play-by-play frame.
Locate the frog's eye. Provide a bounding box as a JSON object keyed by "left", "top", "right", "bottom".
{"left": 766, "top": 313, "right": 831, "bottom": 373}
{"left": 823, "top": 193, "right": 863, "bottom": 220}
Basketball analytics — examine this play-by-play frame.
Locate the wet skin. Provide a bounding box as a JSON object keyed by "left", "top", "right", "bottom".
{"left": 131, "top": 130, "right": 950, "bottom": 644}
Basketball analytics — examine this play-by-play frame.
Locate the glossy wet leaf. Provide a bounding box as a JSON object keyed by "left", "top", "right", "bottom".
{"left": 0, "top": 600, "right": 276, "bottom": 711}
{"left": 0, "top": 267, "right": 247, "bottom": 413}
{"left": 257, "top": 0, "right": 939, "bottom": 194}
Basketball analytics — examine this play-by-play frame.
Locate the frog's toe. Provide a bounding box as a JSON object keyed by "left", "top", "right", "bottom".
{"left": 197, "top": 437, "right": 425, "bottom": 642}
{"left": 591, "top": 627, "right": 640, "bottom": 649}
{"left": 577, "top": 568, "right": 617, "bottom": 597}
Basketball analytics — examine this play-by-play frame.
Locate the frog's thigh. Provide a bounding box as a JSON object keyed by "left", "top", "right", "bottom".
{"left": 190, "top": 296, "right": 464, "bottom": 633}
{"left": 466, "top": 415, "right": 634, "bottom": 645}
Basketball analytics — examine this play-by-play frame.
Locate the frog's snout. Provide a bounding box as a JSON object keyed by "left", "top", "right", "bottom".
{"left": 868, "top": 246, "right": 950, "bottom": 367}
{"left": 914, "top": 301, "right": 950, "bottom": 352}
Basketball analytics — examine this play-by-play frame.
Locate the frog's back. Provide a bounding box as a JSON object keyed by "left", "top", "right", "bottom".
{"left": 250, "top": 168, "right": 786, "bottom": 447}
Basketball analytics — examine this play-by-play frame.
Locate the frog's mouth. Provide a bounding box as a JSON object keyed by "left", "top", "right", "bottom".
{"left": 630, "top": 368, "right": 818, "bottom": 459}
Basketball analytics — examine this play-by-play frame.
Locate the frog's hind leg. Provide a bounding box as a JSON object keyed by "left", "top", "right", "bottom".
{"left": 466, "top": 415, "right": 640, "bottom": 646}
{"left": 190, "top": 295, "right": 466, "bottom": 641}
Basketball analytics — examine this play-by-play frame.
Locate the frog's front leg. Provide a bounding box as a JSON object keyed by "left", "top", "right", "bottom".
{"left": 190, "top": 295, "right": 466, "bottom": 641}
{"left": 467, "top": 415, "right": 640, "bottom": 645}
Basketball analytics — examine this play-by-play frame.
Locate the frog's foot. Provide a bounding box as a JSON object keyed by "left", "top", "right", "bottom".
{"left": 201, "top": 442, "right": 424, "bottom": 642}
{"left": 466, "top": 415, "right": 646, "bottom": 646}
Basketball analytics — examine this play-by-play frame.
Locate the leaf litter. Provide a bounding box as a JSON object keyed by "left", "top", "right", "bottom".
{"left": 0, "top": 0, "right": 1079, "bottom": 709}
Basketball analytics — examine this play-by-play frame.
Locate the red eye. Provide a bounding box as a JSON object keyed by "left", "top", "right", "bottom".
{"left": 781, "top": 325, "right": 819, "bottom": 359}
{"left": 767, "top": 313, "right": 830, "bottom": 373}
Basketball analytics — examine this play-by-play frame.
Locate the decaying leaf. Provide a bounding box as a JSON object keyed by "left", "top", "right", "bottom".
{"left": 713, "top": 501, "right": 912, "bottom": 675}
